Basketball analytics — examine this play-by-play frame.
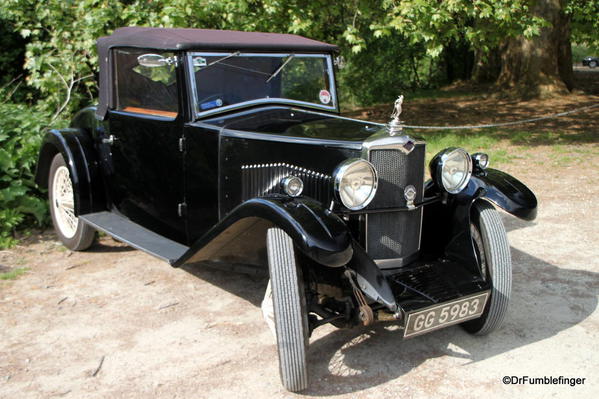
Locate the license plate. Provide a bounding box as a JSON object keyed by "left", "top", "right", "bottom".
{"left": 403, "top": 292, "right": 489, "bottom": 338}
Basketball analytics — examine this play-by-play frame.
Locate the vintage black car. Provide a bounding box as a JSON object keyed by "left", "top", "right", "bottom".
{"left": 582, "top": 56, "right": 598, "bottom": 68}
{"left": 35, "top": 27, "right": 537, "bottom": 392}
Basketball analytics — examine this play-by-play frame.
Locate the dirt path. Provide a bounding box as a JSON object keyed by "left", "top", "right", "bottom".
{"left": 2, "top": 158, "right": 598, "bottom": 399}
{"left": 1, "top": 94, "right": 599, "bottom": 398}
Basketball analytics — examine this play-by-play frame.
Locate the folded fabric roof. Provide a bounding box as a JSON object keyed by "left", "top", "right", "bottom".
{"left": 97, "top": 27, "right": 338, "bottom": 52}
{"left": 96, "top": 27, "right": 338, "bottom": 119}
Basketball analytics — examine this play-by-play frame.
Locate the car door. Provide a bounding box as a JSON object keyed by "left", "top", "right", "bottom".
{"left": 103, "top": 48, "right": 186, "bottom": 243}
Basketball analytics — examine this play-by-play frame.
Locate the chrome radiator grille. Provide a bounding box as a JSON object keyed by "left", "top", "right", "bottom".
{"left": 366, "top": 145, "right": 425, "bottom": 261}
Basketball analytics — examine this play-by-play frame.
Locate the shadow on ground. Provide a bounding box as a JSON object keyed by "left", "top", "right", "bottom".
{"left": 300, "top": 246, "right": 598, "bottom": 395}
{"left": 176, "top": 238, "right": 598, "bottom": 395}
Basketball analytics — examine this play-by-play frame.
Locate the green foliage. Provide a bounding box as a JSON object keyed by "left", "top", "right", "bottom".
{"left": 338, "top": 33, "right": 443, "bottom": 106}
{"left": 568, "top": 0, "right": 599, "bottom": 52}
{"left": 0, "top": 20, "right": 29, "bottom": 103}
{"left": 0, "top": 103, "right": 50, "bottom": 248}
{"left": 353, "top": 0, "right": 545, "bottom": 56}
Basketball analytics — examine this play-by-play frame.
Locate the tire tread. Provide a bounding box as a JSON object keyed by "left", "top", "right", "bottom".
{"left": 267, "top": 228, "right": 308, "bottom": 392}
{"left": 464, "top": 200, "right": 512, "bottom": 335}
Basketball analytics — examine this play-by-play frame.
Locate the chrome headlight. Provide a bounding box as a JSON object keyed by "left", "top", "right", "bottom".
{"left": 281, "top": 175, "right": 304, "bottom": 197}
{"left": 430, "top": 148, "right": 472, "bottom": 194}
{"left": 472, "top": 152, "right": 489, "bottom": 169}
{"left": 334, "top": 158, "right": 378, "bottom": 210}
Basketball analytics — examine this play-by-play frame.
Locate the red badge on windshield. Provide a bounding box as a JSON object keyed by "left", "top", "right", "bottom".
{"left": 319, "top": 89, "right": 331, "bottom": 104}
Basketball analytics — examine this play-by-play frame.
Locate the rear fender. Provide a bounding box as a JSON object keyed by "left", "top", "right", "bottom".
{"left": 35, "top": 128, "right": 106, "bottom": 215}
{"left": 173, "top": 196, "right": 353, "bottom": 268}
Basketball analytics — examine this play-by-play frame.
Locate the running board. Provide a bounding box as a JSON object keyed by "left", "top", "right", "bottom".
{"left": 80, "top": 212, "right": 188, "bottom": 264}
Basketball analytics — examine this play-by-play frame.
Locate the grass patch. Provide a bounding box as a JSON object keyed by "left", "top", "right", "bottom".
{"left": 506, "top": 130, "right": 599, "bottom": 146}
{"left": 0, "top": 267, "right": 29, "bottom": 280}
{"left": 417, "top": 130, "right": 514, "bottom": 167}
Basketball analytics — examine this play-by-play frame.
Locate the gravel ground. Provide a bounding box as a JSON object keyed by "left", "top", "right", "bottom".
{"left": 1, "top": 159, "right": 598, "bottom": 399}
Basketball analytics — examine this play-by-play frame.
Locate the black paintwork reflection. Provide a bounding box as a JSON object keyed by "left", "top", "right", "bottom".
{"left": 183, "top": 123, "right": 220, "bottom": 243}
{"left": 473, "top": 168, "right": 538, "bottom": 221}
{"left": 218, "top": 133, "right": 361, "bottom": 221}
{"left": 175, "top": 196, "right": 353, "bottom": 268}
{"left": 202, "top": 106, "right": 380, "bottom": 142}
{"left": 106, "top": 111, "right": 186, "bottom": 243}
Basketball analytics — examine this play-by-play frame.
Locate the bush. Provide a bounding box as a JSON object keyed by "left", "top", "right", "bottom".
{"left": 0, "top": 103, "right": 51, "bottom": 248}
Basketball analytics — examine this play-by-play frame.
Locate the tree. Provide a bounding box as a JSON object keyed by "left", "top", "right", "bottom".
{"left": 343, "top": 0, "right": 549, "bottom": 93}
{"left": 497, "top": 0, "right": 573, "bottom": 96}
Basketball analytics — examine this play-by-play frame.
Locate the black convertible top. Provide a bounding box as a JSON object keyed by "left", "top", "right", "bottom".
{"left": 96, "top": 27, "right": 338, "bottom": 119}
{"left": 97, "top": 27, "right": 338, "bottom": 52}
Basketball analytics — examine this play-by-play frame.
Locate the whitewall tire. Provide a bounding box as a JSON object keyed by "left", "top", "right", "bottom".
{"left": 48, "top": 153, "right": 96, "bottom": 251}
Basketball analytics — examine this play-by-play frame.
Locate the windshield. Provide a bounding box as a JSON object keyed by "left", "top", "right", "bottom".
{"left": 188, "top": 52, "right": 337, "bottom": 117}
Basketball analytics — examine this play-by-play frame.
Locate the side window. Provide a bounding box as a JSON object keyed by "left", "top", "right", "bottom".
{"left": 113, "top": 49, "right": 178, "bottom": 118}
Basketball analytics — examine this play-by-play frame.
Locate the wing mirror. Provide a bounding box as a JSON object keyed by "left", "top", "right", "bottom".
{"left": 137, "top": 54, "right": 176, "bottom": 68}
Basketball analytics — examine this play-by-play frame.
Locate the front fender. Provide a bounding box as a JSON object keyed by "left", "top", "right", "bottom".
{"left": 467, "top": 168, "right": 537, "bottom": 221}
{"left": 423, "top": 168, "right": 536, "bottom": 275}
{"left": 35, "top": 128, "right": 105, "bottom": 216}
{"left": 173, "top": 196, "right": 353, "bottom": 268}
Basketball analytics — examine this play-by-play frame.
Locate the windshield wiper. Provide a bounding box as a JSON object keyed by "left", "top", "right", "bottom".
{"left": 197, "top": 51, "right": 241, "bottom": 70}
{"left": 266, "top": 54, "right": 295, "bottom": 83}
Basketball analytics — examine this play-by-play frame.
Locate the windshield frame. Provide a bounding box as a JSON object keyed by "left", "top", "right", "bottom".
{"left": 186, "top": 51, "right": 338, "bottom": 119}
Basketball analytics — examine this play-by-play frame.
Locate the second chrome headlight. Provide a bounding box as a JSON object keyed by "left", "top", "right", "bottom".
{"left": 334, "top": 158, "right": 378, "bottom": 210}
{"left": 430, "top": 148, "right": 473, "bottom": 194}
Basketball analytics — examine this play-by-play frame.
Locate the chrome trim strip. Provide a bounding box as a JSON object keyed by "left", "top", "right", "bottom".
{"left": 325, "top": 55, "right": 338, "bottom": 110}
{"left": 219, "top": 127, "right": 364, "bottom": 150}
{"left": 186, "top": 54, "right": 200, "bottom": 118}
{"left": 361, "top": 130, "right": 425, "bottom": 159}
{"left": 289, "top": 107, "right": 385, "bottom": 127}
{"left": 196, "top": 98, "right": 336, "bottom": 119}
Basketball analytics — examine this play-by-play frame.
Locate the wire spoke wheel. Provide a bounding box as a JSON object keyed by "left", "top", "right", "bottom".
{"left": 52, "top": 166, "right": 79, "bottom": 238}
{"left": 48, "top": 154, "right": 96, "bottom": 251}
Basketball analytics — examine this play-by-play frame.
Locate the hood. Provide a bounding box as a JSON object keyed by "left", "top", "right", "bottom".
{"left": 202, "top": 106, "right": 383, "bottom": 143}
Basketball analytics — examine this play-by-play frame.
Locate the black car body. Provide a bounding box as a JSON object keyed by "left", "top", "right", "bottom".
{"left": 35, "top": 27, "right": 537, "bottom": 392}
{"left": 582, "top": 56, "right": 598, "bottom": 68}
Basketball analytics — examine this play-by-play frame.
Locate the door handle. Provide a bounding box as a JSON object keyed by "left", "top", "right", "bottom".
{"left": 102, "top": 135, "right": 118, "bottom": 145}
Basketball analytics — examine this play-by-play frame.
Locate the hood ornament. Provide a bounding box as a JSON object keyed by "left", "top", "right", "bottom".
{"left": 385, "top": 95, "right": 415, "bottom": 154}
{"left": 388, "top": 95, "right": 404, "bottom": 136}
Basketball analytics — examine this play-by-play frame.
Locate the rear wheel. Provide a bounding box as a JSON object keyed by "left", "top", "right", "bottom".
{"left": 266, "top": 228, "right": 309, "bottom": 392}
{"left": 48, "top": 153, "right": 96, "bottom": 251}
{"left": 590, "top": 60, "right": 598, "bottom": 68}
{"left": 462, "top": 200, "right": 512, "bottom": 335}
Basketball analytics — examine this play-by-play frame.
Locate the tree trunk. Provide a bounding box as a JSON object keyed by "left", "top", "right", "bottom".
{"left": 472, "top": 46, "right": 502, "bottom": 84}
{"left": 496, "top": 0, "right": 573, "bottom": 97}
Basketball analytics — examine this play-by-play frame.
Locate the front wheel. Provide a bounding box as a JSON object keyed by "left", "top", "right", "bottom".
{"left": 266, "top": 228, "right": 309, "bottom": 392}
{"left": 48, "top": 153, "right": 96, "bottom": 251}
{"left": 589, "top": 60, "right": 598, "bottom": 68}
{"left": 462, "top": 200, "right": 512, "bottom": 335}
